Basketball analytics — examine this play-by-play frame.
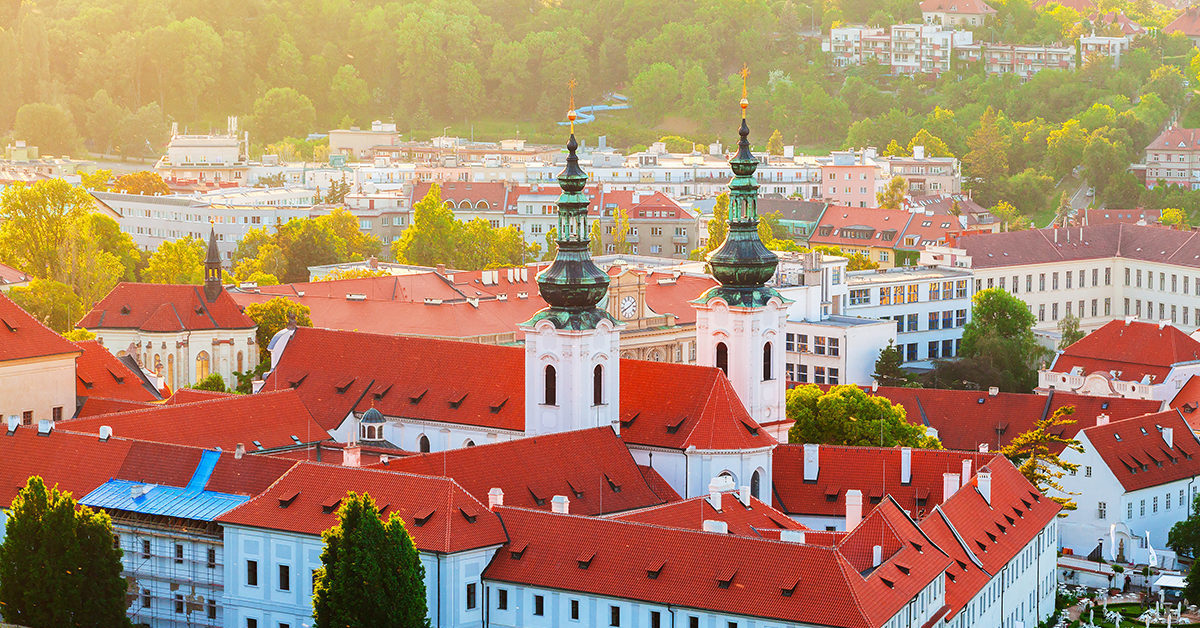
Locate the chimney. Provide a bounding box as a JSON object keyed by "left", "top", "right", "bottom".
{"left": 780, "top": 530, "right": 806, "bottom": 543}
{"left": 488, "top": 488, "right": 505, "bottom": 509}
{"left": 845, "top": 489, "right": 864, "bottom": 531}
{"left": 803, "top": 443, "right": 820, "bottom": 481}
{"left": 943, "top": 472, "right": 960, "bottom": 503}
{"left": 379, "top": 455, "right": 390, "bottom": 465}
{"left": 99, "top": 425, "right": 113, "bottom": 442}
{"left": 961, "top": 458, "right": 972, "bottom": 483}
{"left": 1096, "top": 413, "right": 1110, "bottom": 426}
{"left": 702, "top": 520, "right": 729, "bottom": 534}
{"left": 977, "top": 469, "right": 992, "bottom": 506}
{"left": 708, "top": 482, "right": 723, "bottom": 511}
{"left": 872, "top": 545, "right": 883, "bottom": 567}
{"left": 37, "top": 419, "right": 52, "bottom": 435}
{"left": 900, "top": 447, "right": 912, "bottom": 484}
{"left": 235, "top": 443, "right": 245, "bottom": 459}
{"left": 738, "top": 486, "right": 751, "bottom": 507}
{"left": 435, "top": 263, "right": 446, "bottom": 276}
{"left": 988, "top": 386, "right": 999, "bottom": 396}
{"left": 1164, "top": 427, "right": 1174, "bottom": 449}
{"left": 978, "top": 443, "right": 989, "bottom": 453}
{"left": 551, "top": 495, "right": 570, "bottom": 514}
{"left": 343, "top": 444, "right": 361, "bottom": 467}
{"left": 6, "top": 416, "right": 19, "bottom": 434}
{"left": 1125, "top": 315, "right": 1136, "bottom": 325}
{"left": 1160, "top": 319, "right": 1170, "bottom": 330}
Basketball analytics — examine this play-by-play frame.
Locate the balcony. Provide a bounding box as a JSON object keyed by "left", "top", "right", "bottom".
{"left": 672, "top": 234, "right": 688, "bottom": 244}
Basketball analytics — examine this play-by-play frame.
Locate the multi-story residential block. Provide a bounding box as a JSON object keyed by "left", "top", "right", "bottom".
{"left": 809, "top": 206, "right": 913, "bottom": 268}
{"left": 826, "top": 23, "right": 973, "bottom": 75}
{"left": 846, "top": 265, "right": 974, "bottom": 368}
{"left": 955, "top": 42, "right": 1076, "bottom": 78}
{"left": 1141, "top": 125, "right": 1200, "bottom": 190}
{"left": 1057, "top": 410, "right": 1200, "bottom": 568}
{"left": 820, "top": 149, "right": 883, "bottom": 207}
{"left": 0, "top": 292, "right": 80, "bottom": 425}
{"left": 879, "top": 146, "right": 962, "bottom": 197}
{"left": 777, "top": 251, "right": 897, "bottom": 385}
{"left": 1081, "top": 34, "right": 1132, "bottom": 66}
{"left": 922, "top": 224, "right": 1200, "bottom": 334}
{"left": 155, "top": 119, "right": 250, "bottom": 191}
{"left": 328, "top": 120, "right": 401, "bottom": 159}
{"left": 921, "top": 0, "right": 997, "bottom": 27}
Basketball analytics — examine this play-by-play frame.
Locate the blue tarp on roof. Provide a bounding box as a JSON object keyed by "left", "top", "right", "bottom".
{"left": 81, "top": 450, "right": 247, "bottom": 521}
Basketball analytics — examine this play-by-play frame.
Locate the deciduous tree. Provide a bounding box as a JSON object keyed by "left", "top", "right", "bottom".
{"left": 393, "top": 184, "right": 461, "bottom": 267}
{"left": 244, "top": 297, "right": 312, "bottom": 358}
{"left": 786, "top": 384, "right": 941, "bottom": 448}
{"left": 877, "top": 176, "right": 908, "bottom": 209}
{"left": 960, "top": 288, "right": 1049, "bottom": 392}
{"left": 1000, "top": 406, "right": 1083, "bottom": 511}
{"left": 5, "top": 279, "right": 83, "bottom": 333}
{"left": 1058, "top": 313, "right": 1084, "bottom": 349}
{"left": 14, "top": 103, "right": 80, "bottom": 156}
{"left": 0, "top": 179, "right": 94, "bottom": 281}
{"left": 111, "top": 171, "right": 170, "bottom": 196}
{"left": 144, "top": 236, "right": 206, "bottom": 284}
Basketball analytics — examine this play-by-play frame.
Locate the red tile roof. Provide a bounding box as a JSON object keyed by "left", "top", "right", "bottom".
{"left": 919, "top": 509, "right": 992, "bottom": 619}
{"left": 217, "top": 462, "right": 507, "bottom": 553}
{"left": 1082, "top": 208, "right": 1161, "bottom": 226}
{"left": 79, "top": 283, "right": 254, "bottom": 332}
{"left": 74, "top": 340, "right": 161, "bottom": 407}
{"left": 637, "top": 465, "right": 682, "bottom": 503}
{"left": 1050, "top": 319, "right": 1200, "bottom": 383}
{"left": 164, "top": 388, "right": 236, "bottom": 404}
{"left": 1080, "top": 409, "right": 1200, "bottom": 492}
{"left": 75, "top": 397, "right": 157, "bottom": 418}
{"left": 952, "top": 223, "right": 1200, "bottom": 270}
{"left": 920, "top": 0, "right": 997, "bottom": 13}
{"left": 0, "top": 291, "right": 80, "bottom": 362}
{"left": 375, "top": 427, "right": 671, "bottom": 515}
{"left": 0, "top": 262, "right": 29, "bottom": 286}
{"left": 832, "top": 385, "right": 1161, "bottom": 453}
{"left": 265, "top": 327, "right": 774, "bottom": 451}
{"left": 484, "top": 499, "right": 948, "bottom": 628}
{"left": 412, "top": 181, "right": 508, "bottom": 212}
{"left": 772, "top": 445, "right": 996, "bottom": 520}
{"left": 810, "top": 206, "right": 913, "bottom": 250}
{"left": 1170, "top": 375, "right": 1200, "bottom": 417}
{"left": 612, "top": 491, "right": 807, "bottom": 536}
{"left": 1167, "top": 7, "right": 1200, "bottom": 38}
{"left": 60, "top": 389, "right": 329, "bottom": 451}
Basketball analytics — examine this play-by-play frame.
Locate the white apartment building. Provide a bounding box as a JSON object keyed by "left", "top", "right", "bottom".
{"left": 825, "top": 23, "right": 974, "bottom": 75}
{"left": 955, "top": 42, "right": 1076, "bottom": 79}
{"left": 156, "top": 119, "right": 250, "bottom": 188}
{"left": 776, "top": 252, "right": 896, "bottom": 385}
{"left": 921, "top": 224, "right": 1200, "bottom": 334}
{"left": 1141, "top": 125, "right": 1200, "bottom": 190}
{"left": 846, "top": 266, "right": 974, "bottom": 368}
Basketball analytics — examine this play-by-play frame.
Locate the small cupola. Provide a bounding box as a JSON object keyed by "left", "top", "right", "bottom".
{"left": 359, "top": 407, "right": 386, "bottom": 443}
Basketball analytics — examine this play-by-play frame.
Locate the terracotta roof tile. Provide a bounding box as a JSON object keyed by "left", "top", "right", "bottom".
{"left": 79, "top": 283, "right": 254, "bottom": 332}
{"left": 612, "top": 492, "right": 807, "bottom": 536}
{"left": 1081, "top": 409, "right": 1200, "bottom": 492}
{"left": 810, "top": 206, "right": 914, "bottom": 250}
{"left": 0, "top": 292, "right": 80, "bottom": 362}
{"left": 1167, "top": 7, "right": 1200, "bottom": 37}
{"left": 1051, "top": 319, "right": 1200, "bottom": 383}
{"left": 74, "top": 340, "right": 161, "bottom": 407}
{"left": 954, "top": 223, "right": 1200, "bottom": 269}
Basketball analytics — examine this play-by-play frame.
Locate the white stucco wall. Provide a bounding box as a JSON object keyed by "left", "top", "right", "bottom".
{"left": 0, "top": 353, "right": 77, "bottom": 424}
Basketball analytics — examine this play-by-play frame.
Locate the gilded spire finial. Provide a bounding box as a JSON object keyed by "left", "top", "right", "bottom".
{"left": 567, "top": 78, "right": 578, "bottom": 134}
{"left": 739, "top": 63, "right": 750, "bottom": 119}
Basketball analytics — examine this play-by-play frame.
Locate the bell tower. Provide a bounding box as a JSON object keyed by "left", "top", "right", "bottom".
{"left": 692, "top": 68, "right": 790, "bottom": 424}
{"left": 204, "top": 225, "right": 222, "bottom": 302}
{"left": 520, "top": 82, "right": 624, "bottom": 436}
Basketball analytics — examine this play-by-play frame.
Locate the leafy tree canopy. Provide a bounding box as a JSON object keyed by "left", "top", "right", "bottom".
{"left": 786, "top": 384, "right": 941, "bottom": 448}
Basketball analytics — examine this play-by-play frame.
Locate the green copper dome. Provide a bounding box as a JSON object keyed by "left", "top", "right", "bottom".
{"left": 700, "top": 116, "right": 781, "bottom": 307}
{"left": 528, "top": 133, "right": 616, "bottom": 329}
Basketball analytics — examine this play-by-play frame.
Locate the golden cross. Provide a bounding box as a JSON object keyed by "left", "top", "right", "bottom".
{"left": 739, "top": 63, "right": 750, "bottom": 118}
{"left": 568, "top": 78, "right": 578, "bottom": 133}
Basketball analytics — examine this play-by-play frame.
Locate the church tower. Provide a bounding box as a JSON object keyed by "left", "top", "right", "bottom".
{"left": 204, "top": 226, "right": 222, "bottom": 303}
{"left": 692, "top": 75, "right": 790, "bottom": 424}
{"left": 520, "top": 90, "right": 623, "bottom": 436}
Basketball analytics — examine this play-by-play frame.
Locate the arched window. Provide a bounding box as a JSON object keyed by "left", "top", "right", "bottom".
{"left": 237, "top": 351, "right": 244, "bottom": 373}
{"left": 195, "top": 351, "right": 211, "bottom": 381}
{"left": 544, "top": 365, "right": 557, "bottom": 406}
{"left": 418, "top": 434, "right": 430, "bottom": 453}
{"left": 762, "top": 342, "right": 773, "bottom": 381}
{"left": 475, "top": 201, "right": 489, "bottom": 210}
{"left": 464, "top": 439, "right": 476, "bottom": 448}
{"left": 715, "top": 342, "right": 728, "bottom": 375}
{"left": 593, "top": 364, "right": 604, "bottom": 406}
{"left": 458, "top": 200, "right": 471, "bottom": 209}
{"left": 751, "top": 470, "right": 762, "bottom": 499}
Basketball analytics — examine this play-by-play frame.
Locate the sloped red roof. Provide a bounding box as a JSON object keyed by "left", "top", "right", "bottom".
{"left": 164, "top": 388, "right": 237, "bottom": 404}
{"left": 938, "top": 459, "right": 1061, "bottom": 575}
{"left": 1051, "top": 319, "right": 1200, "bottom": 383}
{"left": 1080, "top": 409, "right": 1200, "bottom": 492}
{"left": 919, "top": 509, "right": 992, "bottom": 619}
{"left": 620, "top": 360, "right": 777, "bottom": 451}
{"left": 952, "top": 223, "right": 1200, "bottom": 270}
{"left": 809, "top": 206, "right": 913, "bottom": 250}
{"left": 0, "top": 427, "right": 295, "bottom": 507}
{"left": 1082, "top": 208, "right": 1161, "bottom": 226}
{"left": 375, "top": 427, "right": 670, "bottom": 515}
{"left": 1170, "top": 375, "right": 1200, "bottom": 418}
{"left": 484, "top": 499, "right": 947, "bottom": 628}
{"left": 612, "top": 491, "right": 807, "bottom": 536}
{"left": 0, "top": 291, "right": 80, "bottom": 362}
{"left": 841, "top": 385, "right": 1161, "bottom": 453}
{"left": 920, "top": 0, "right": 997, "bottom": 13}
{"left": 76, "top": 397, "right": 157, "bottom": 417}
{"left": 60, "top": 389, "right": 329, "bottom": 451}
{"left": 1167, "top": 7, "right": 1200, "bottom": 37}
{"left": 74, "top": 340, "right": 161, "bottom": 406}
{"left": 265, "top": 327, "right": 774, "bottom": 451}
{"left": 773, "top": 445, "right": 996, "bottom": 520}
{"left": 412, "top": 181, "right": 509, "bottom": 211}
{"left": 0, "top": 262, "right": 29, "bottom": 285}
{"left": 637, "top": 465, "right": 682, "bottom": 503}
{"left": 79, "top": 283, "right": 254, "bottom": 332}
{"left": 217, "top": 462, "right": 507, "bottom": 553}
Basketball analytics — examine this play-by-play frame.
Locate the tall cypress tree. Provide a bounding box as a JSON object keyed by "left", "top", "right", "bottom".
{"left": 312, "top": 491, "right": 429, "bottom": 628}
{"left": 0, "top": 476, "right": 130, "bottom": 628}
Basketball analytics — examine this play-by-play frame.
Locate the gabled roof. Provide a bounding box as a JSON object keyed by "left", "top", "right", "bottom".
{"left": 919, "top": 0, "right": 997, "bottom": 13}
{"left": 1082, "top": 208, "right": 1161, "bottom": 226}
{"left": 1166, "top": 7, "right": 1200, "bottom": 37}
{"left": 809, "top": 206, "right": 914, "bottom": 250}
{"left": 1080, "top": 410, "right": 1200, "bottom": 492}
{"left": 484, "top": 499, "right": 948, "bottom": 628}
{"left": 412, "top": 181, "right": 508, "bottom": 212}
{"left": 376, "top": 427, "right": 672, "bottom": 515}
{"left": 772, "top": 445, "right": 995, "bottom": 520}
{"left": 620, "top": 360, "right": 777, "bottom": 451}
{"left": 217, "top": 462, "right": 507, "bottom": 554}
{"left": 757, "top": 198, "right": 827, "bottom": 223}
{"left": 78, "top": 283, "right": 254, "bottom": 332}
{"left": 60, "top": 389, "right": 329, "bottom": 451}
{"left": 74, "top": 340, "right": 162, "bottom": 408}
{"left": 75, "top": 397, "right": 156, "bottom": 418}
{"left": 265, "top": 327, "right": 774, "bottom": 451}
{"left": 1051, "top": 319, "right": 1200, "bottom": 383}
{"left": 0, "top": 262, "right": 29, "bottom": 286}
{"left": 0, "top": 291, "right": 80, "bottom": 362}
{"left": 919, "top": 508, "right": 992, "bottom": 619}
{"left": 611, "top": 491, "right": 806, "bottom": 536}
{"left": 952, "top": 223, "right": 1200, "bottom": 270}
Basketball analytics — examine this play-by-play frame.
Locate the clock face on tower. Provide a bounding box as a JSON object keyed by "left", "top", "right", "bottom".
{"left": 620, "top": 296, "right": 637, "bottom": 319}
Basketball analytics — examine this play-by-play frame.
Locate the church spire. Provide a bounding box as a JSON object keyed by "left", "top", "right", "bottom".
{"left": 204, "top": 223, "right": 222, "bottom": 302}
{"left": 701, "top": 66, "right": 780, "bottom": 307}
{"left": 527, "top": 81, "right": 614, "bottom": 330}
